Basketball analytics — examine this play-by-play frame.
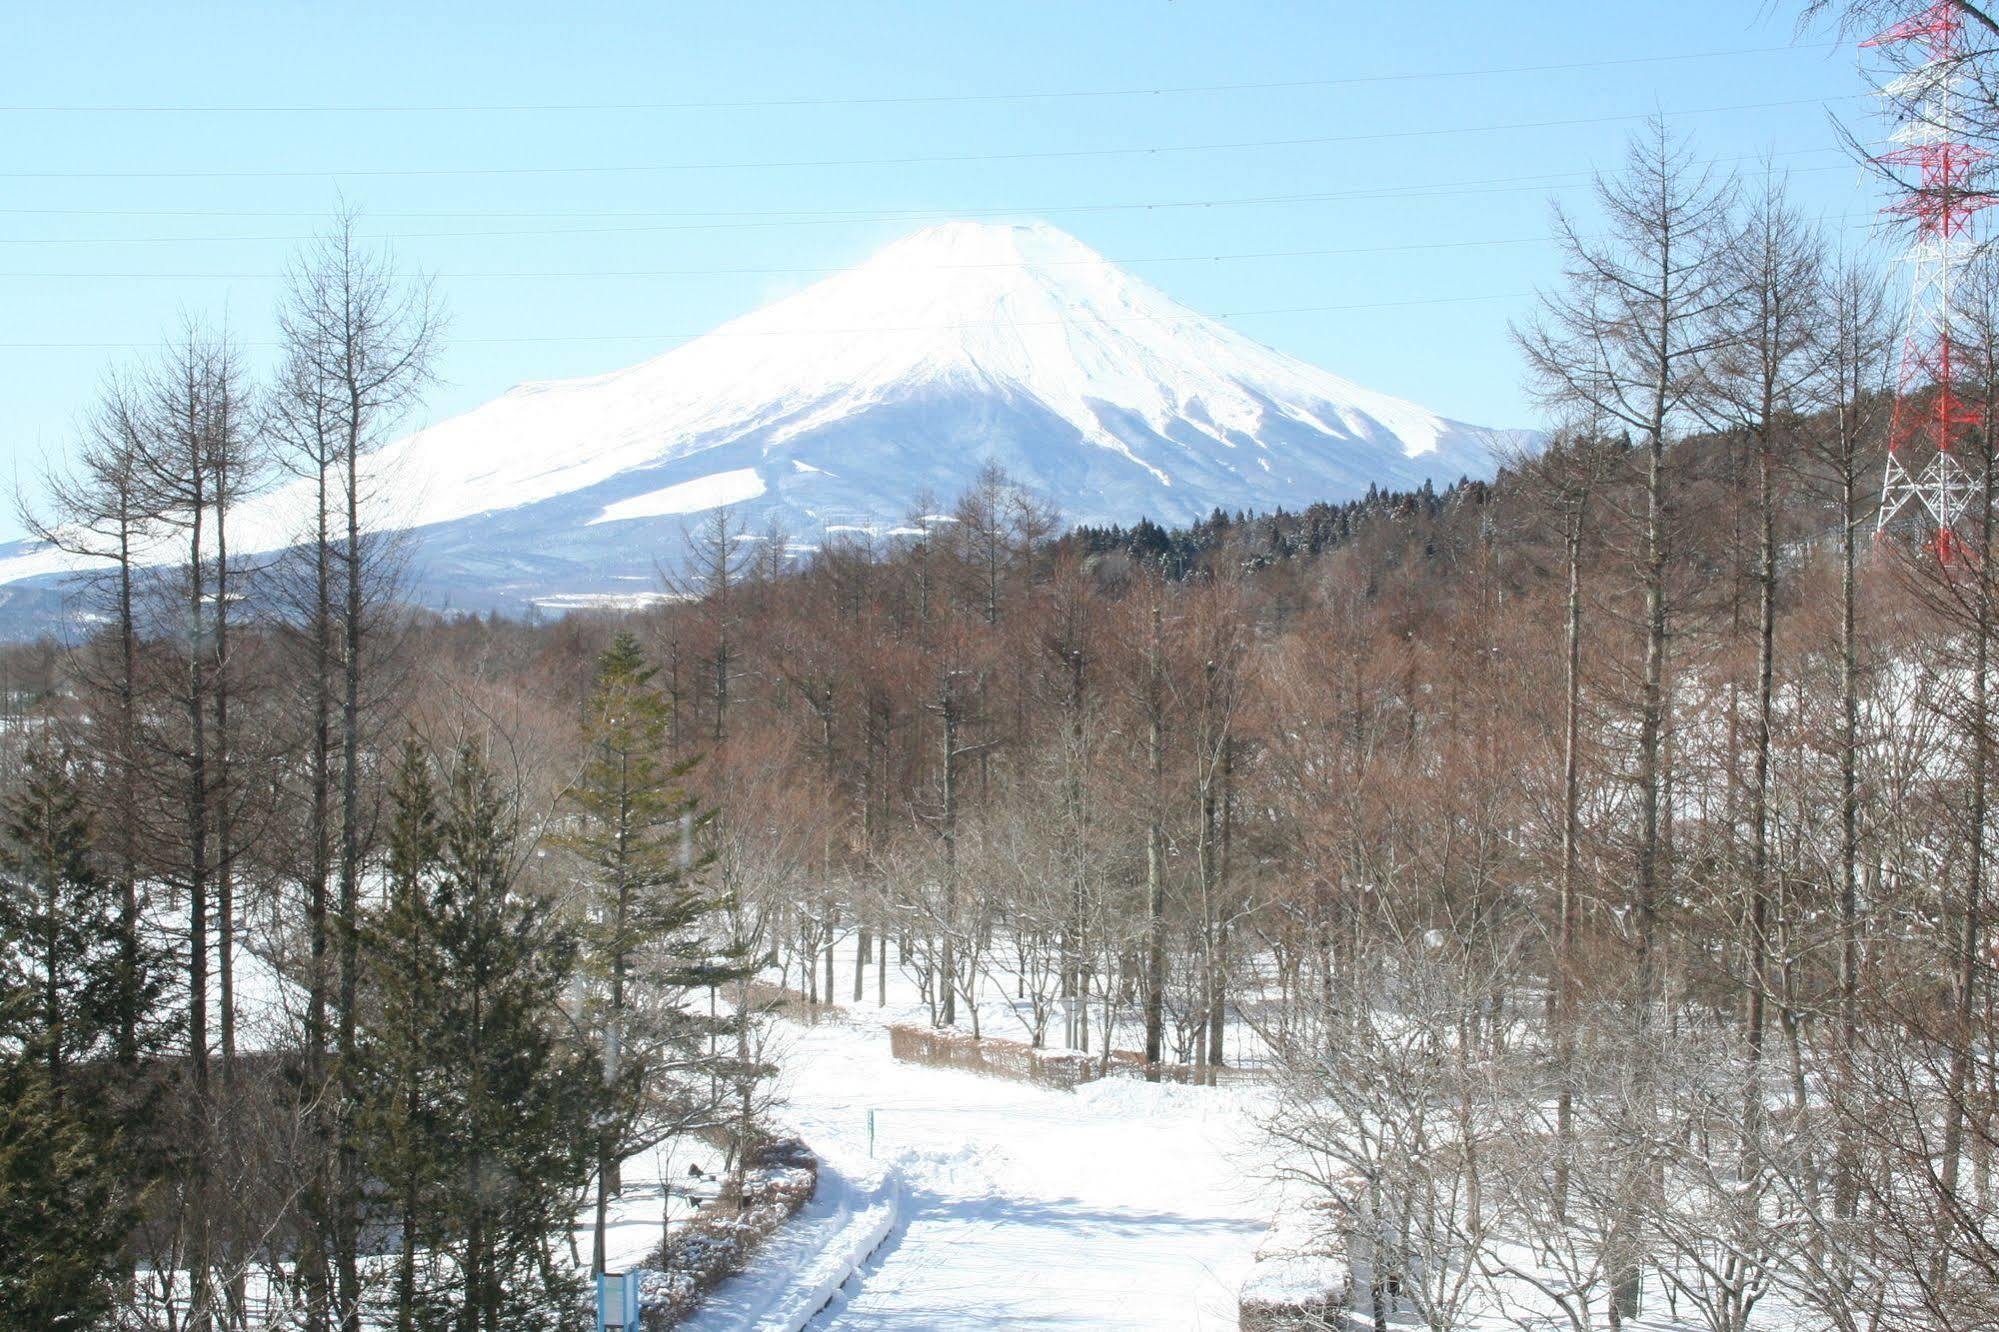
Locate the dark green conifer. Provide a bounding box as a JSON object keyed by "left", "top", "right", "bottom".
{"left": 559, "top": 630, "right": 744, "bottom": 1273}
{"left": 353, "top": 740, "right": 452, "bottom": 1330}
{"left": 0, "top": 743, "right": 161, "bottom": 1330}
{"left": 358, "top": 742, "right": 598, "bottom": 1331}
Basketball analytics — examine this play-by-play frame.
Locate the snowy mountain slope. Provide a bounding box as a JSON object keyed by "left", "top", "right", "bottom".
{"left": 0, "top": 220, "right": 1532, "bottom": 622}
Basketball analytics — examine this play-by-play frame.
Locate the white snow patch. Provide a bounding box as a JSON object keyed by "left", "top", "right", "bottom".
{"left": 529, "top": 591, "right": 677, "bottom": 612}
{"left": 588, "top": 469, "right": 767, "bottom": 526}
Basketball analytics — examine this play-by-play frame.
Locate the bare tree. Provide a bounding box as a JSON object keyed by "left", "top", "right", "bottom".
{"left": 1799, "top": 255, "right": 1893, "bottom": 1221}
{"left": 1516, "top": 117, "right": 1737, "bottom": 1319}
{"left": 275, "top": 209, "right": 441, "bottom": 1332}
{"left": 1705, "top": 172, "right": 1829, "bottom": 1159}
{"left": 24, "top": 371, "right": 160, "bottom": 1066}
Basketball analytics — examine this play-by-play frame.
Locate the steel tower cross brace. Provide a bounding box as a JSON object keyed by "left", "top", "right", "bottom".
{"left": 1867, "top": 1, "right": 1994, "bottom": 562}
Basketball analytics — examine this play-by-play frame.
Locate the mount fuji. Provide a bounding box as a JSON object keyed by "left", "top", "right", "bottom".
{"left": 0, "top": 220, "right": 1531, "bottom": 621}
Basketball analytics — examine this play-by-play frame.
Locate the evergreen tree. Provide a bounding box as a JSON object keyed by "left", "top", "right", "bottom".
{"left": 357, "top": 742, "right": 598, "bottom": 1332}
{"left": 0, "top": 743, "right": 160, "bottom": 1330}
{"left": 0, "top": 742, "right": 155, "bottom": 1084}
{"left": 558, "top": 631, "right": 742, "bottom": 1275}
{"left": 352, "top": 741, "right": 452, "bottom": 1331}
{"left": 0, "top": 1061, "right": 132, "bottom": 1330}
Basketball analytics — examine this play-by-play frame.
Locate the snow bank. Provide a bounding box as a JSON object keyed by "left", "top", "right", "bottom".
{"left": 674, "top": 1143, "right": 899, "bottom": 1332}
{"left": 1072, "top": 1073, "right": 1225, "bottom": 1119}
{"left": 1238, "top": 1201, "right": 1351, "bottom": 1332}
{"left": 637, "top": 1137, "right": 818, "bottom": 1325}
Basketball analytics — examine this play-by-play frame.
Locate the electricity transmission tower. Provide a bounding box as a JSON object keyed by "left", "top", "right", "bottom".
{"left": 1867, "top": 1, "right": 1993, "bottom": 561}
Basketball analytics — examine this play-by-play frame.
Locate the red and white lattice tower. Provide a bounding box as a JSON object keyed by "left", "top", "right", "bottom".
{"left": 1868, "top": 1, "right": 1993, "bottom": 562}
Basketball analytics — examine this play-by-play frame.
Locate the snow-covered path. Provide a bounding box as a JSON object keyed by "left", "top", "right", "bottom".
{"left": 766, "top": 1018, "right": 1268, "bottom": 1330}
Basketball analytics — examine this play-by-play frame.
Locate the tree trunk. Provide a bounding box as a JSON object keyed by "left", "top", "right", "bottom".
{"left": 1143, "top": 603, "right": 1167, "bottom": 1078}
{"left": 1834, "top": 396, "right": 1862, "bottom": 1220}
{"left": 939, "top": 678, "right": 959, "bottom": 1029}
{"left": 1555, "top": 499, "right": 1585, "bottom": 1220}
{"left": 1937, "top": 402, "right": 1995, "bottom": 1289}
{"left": 336, "top": 393, "right": 365, "bottom": 1332}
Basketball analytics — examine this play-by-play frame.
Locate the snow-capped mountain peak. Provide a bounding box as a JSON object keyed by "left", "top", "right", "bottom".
{"left": 0, "top": 219, "right": 1528, "bottom": 618}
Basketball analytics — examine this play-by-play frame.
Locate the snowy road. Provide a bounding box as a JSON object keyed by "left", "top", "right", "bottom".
{"left": 765, "top": 1018, "right": 1268, "bottom": 1330}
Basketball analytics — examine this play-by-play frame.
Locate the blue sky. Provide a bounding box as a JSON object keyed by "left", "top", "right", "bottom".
{"left": 1, "top": 1, "right": 1883, "bottom": 540}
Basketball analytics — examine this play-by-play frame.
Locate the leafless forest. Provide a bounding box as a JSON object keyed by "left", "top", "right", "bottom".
{"left": 7, "top": 19, "right": 1999, "bottom": 1332}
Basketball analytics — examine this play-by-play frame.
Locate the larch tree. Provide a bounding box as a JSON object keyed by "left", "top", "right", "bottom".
{"left": 275, "top": 209, "right": 441, "bottom": 1332}
{"left": 25, "top": 372, "right": 157, "bottom": 1066}
{"left": 1515, "top": 117, "right": 1737, "bottom": 1320}
{"left": 1705, "top": 172, "right": 1827, "bottom": 1159}
{"left": 1798, "top": 255, "right": 1891, "bottom": 1223}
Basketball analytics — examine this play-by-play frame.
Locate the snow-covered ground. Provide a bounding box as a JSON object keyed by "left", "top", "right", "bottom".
{"left": 681, "top": 1144, "right": 897, "bottom": 1332}
{"left": 585, "top": 1132, "right": 730, "bottom": 1276}
{"left": 738, "top": 940, "right": 1839, "bottom": 1331}
{"left": 680, "top": 929, "right": 1282, "bottom": 1328}
{"left": 753, "top": 1016, "right": 1268, "bottom": 1330}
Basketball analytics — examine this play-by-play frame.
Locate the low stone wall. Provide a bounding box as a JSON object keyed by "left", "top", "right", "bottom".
{"left": 738, "top": 979, "right": 844, "bottom": 1025}
{"left": 1100, "top": 1048, "right": 1257, "bottom": 1087}
{"left": 1238, "top": 1285, "right": 1351, "bottom": 1332}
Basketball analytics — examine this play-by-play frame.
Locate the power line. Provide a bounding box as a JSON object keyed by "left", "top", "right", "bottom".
{"left": 0, "top": 180, "right": 1576, "bottom": 242}
{"left": 0, "top": 41, "right": 1844, "bottom": 115}
{"left": 7, "top": 205, "right": 1896, "bottom": 282}
{"left": 0, "top": 196, "right": 1544, "bottom": 221}
{"left": 0, "top": 209, "right": 1892, "bottom": 281}
{"left": 2, "top": 94, "right": 1856, "bottom": 181}
{"left": 0, "top": 146, "right": 1857, "bottom": 224}
{"left": 0, "top": 236, "right": 1560, "bottom": 280}
{"left": 0, "top": 151, "right": 1864, "bottom": 247}
{"left": 0, "top": 197, "right": 1890, "bottom": 283}
{"left": 0, "top": 290, "right": 1536, "bottom": 352}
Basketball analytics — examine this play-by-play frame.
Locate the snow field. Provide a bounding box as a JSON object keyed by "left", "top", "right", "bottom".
{"left": 763, "top": 1018, "right": 1268, "bottom": 1330}
{"left": 705, "top": 932, "right": 1283, "bottom": 1325}
{"left": 759, "top": 937, "right": 1852, "bottom": 1330}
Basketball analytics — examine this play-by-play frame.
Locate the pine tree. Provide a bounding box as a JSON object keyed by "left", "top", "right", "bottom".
{"left": 558, "top": 631, "right": 741, "bottom": 1275}
{"left": 0, "top": 743, "right": 161, "bottom": 1330}
{"left": 0, "top": 1062, "right": 132, "bottom": 1330}
{"left": 357, "top": 742, "right": 598, "bottom": 1331}
{"left": 352, "top": 741, "right": 451, "bottom": 1331}
{"left": 0, "top": 742, "right": 155, "bottom": 1084}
